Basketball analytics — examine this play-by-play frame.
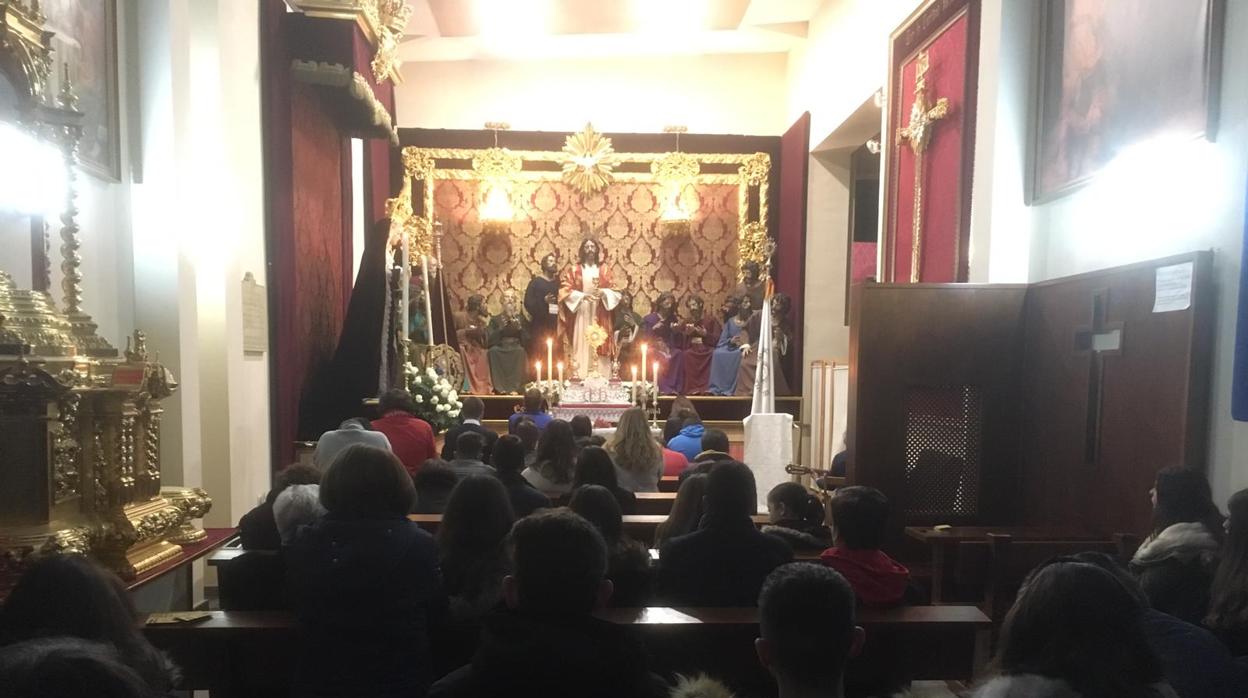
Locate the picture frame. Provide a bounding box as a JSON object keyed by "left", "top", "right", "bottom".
{"left": 1029, "top": 0, "right": 1225, "bottom": 204}
{"left": 41, "top": 0, "right": 121, "bottom": 182}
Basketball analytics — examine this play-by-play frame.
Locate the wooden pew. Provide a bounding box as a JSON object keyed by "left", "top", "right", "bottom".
{"left": 659, "top": 475, "right": 679, "bottom": 492}
{"left": 547, "top": 491, "right": 677, "bottom": 516}
{"left": 409, "top": 513, "right": 770, "bottom": 546}
{"left": 145, "top": 605, "right": 990, "bottom": 696}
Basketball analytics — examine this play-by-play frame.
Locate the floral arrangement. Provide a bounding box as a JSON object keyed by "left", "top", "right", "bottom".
{"left": 523, "top": 379, "right": 563, "bottom": 407}
{"left": 625, "top": 380, "right": 658, "bottom": 407}
{"left": 404, "top": 364, "right": 464, "bottom": 433}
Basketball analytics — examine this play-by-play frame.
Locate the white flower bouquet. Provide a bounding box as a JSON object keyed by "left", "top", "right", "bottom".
{"left": 404, "top": 363, "right": 464, "bottom": 432}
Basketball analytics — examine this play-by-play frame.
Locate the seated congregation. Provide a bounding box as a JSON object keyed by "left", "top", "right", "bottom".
{"left": 4, "top": 390, "right": 1248, "bottom": 697}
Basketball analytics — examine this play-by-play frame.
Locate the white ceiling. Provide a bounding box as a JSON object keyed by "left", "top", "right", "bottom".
{"left": 398, "top": 0, "right": 823, "bottom": 62}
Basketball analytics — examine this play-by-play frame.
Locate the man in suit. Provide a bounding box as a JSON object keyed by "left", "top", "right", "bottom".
{"left": 441, "top": 396, "right": 498, "bottom": 464}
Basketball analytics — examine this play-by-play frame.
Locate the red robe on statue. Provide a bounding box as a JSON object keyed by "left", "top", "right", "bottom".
{"left": 558, "top": 264, "right": 619, "bottom": 378}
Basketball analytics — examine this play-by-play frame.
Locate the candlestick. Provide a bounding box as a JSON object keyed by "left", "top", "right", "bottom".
{"left": 546, "top": 337, "right": 553, "bottom": 382}
{"left": 631, "top": 365, "right": 638, "bottom": 404}
{"left": 535, "top": 361, "right": 542, "bottom": 383}
{"left": 557, "top": 362, "right": 564, "bottom": 385}
{"left": 420, "top": 255, "right": 434, "bottom": 344}
{"left": 641, "top": 343, "right": 648, "bottom": 383}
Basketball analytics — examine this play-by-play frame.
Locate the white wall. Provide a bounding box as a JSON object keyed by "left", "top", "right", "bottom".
{"left": 395, "top": 53, "right": 790, "bottom": 134}
{"left": 971, "top": 0, "right": 1248, "bottom": 504}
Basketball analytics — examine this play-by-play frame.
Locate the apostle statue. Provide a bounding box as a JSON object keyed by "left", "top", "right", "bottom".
{"left": 487, "top": 289, "right": 529, "bottom": 394}
{"left": 709, "top": 294, "right": 755, "bottom": 395}
{"left": 680, "top": 295, "right": 721, "bottom": 395}
{"left": 613, "top": 290, "right": 644, "bottom": 374}
{"left": 736, "top": 292, "right": 792, "bottom": 397}
{"left": 524, "top": 252, "right": 561, "bottom": 365}
{"left": 733, "top": 261, "right": 766, "bottom": 312}
{"left": 559, "top": 237, "right": 620, "bottom": 379}
{"left": 454, "top": 294, "right": 493, "bottom": 395}
{"left": 643, "top": 292, "right": 685, "bottom": 394}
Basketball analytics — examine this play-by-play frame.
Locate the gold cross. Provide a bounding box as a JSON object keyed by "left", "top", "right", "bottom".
{"left": 895, "top": 50, "right": 950, "bottom": 282}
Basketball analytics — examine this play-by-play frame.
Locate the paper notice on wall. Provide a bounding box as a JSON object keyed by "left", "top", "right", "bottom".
{"left": 242, "top": 272, "right": 268, "bottom": 354}
{"left": 1154, "top": 262, "right": 1193, "bottom": 313}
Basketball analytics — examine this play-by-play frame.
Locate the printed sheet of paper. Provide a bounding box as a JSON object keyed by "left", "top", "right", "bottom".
{"left": 242, "top": 272, "right": 268, "bottom": 354}
{"left": 1153, "top": 262, "right": 1193, "bottom": 313}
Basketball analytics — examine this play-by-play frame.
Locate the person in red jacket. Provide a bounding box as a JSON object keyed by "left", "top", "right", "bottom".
{"left": 820, "top": 486, "right": 910, "bottom": 607}
{"left": 371, "top": 389, "right": 437, "bottom": 477}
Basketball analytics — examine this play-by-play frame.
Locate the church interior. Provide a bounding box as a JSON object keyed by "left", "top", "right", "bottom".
{"left": 1, "top": 0, "right": 1247, "bottom": 696}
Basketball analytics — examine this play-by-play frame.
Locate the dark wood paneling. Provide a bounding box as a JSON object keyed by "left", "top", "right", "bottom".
{"left": 849, "top": 283, "right": 1027, "bottom": 532}
{"left": 1018, "top": 251, "right": 1214, "bottom": 535}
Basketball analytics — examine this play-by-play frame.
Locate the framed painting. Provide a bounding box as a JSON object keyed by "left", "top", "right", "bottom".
{"left": 1031, "top": 0, "right": 1224, "bottom": 203}
{"left": 41, "top": 0, "right": 120, "bottom": 181}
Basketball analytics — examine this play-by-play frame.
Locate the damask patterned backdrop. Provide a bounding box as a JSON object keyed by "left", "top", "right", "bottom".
{"left": 433, "top": 179, "right": 741, "bottom": 316}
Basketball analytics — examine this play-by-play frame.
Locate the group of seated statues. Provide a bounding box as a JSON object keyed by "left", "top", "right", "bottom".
{"left": 446, "top": 255, "right": 793, "bottom": 397}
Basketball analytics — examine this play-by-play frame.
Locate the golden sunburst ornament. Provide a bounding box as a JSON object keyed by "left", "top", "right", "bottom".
{"left": 561, "top": 123, "right": 618, "bottom": 195}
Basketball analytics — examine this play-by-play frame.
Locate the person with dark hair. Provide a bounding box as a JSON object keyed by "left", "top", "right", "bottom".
{"left": 524, "top": 253, "right": 561, "bottom": 364}
{"left": 0, "top": 555, "right": 178, "bottom": 693}
{"left": 287, "top": 445, "right": 447, "bottom": 697}
{"left": 1075, "top": 551, "right": 1248, "bottom": 698}
{"left": 508, "top": 388, "right": 552, "bottom": 434}
{"left": 666, "top": 414, "right": 706, "bottom": 463}
{"left": 709, "top": 294, "right": 754, "bottom": 396}
{"left": 522, "top": 419, "right": 577, "bottom": 494}
{"left": 372, "top": 389, "right": 438, "bottom": 476}
{"left": 643, "top": 292, "right": 685, "bottom": 394}
{"left": 570, "top": 485, "right": 653, "bottom": 606}
{"left": 1207, "top": 488, "right": 1248, "bottom": 655}
{"left": 440, "top": 396, "right": 499, "bottom": 464}
{"left": 972, "top": 560, "right": 1177, "bottom": 698}
{"left": 680, "top": 295, "right": 721, "bottom": 395}
{"left": 429, "top": 510, "right": 667, "bottom": 698}
{"left": 678, "top": 428, "right": 736, "bottom": 483}
{"left": 0, "top": 638, "right": 165, "bottom": 698}
{"left": 655, "top": 473, "right": 709, "bottom": 549}
{"left": 314, "top": 417, "right": 392, "bottom": 471}
{"left": 413, "top": 459, "right": 458, "bottom": 514}
{"left": 658, "top": 461, "right": 792, "bottom": 606}
{"left": 455, "top": 294, "right": 494, "bottom": 395}
{"left": 733, "top": 261, "right": 765, "bottom": 312}
{"left": 755, "top": 564, "right": 864, "bottom": 698}
{"left": 662, "top": 404, "right": 697, "bottom": 444}
{"left": 491, "top": 434, "right": 552, "bottom": 517}
{"left": 447, "top": 431, "right": 496, "bottom": 480}
{"left": 1130, "top": 467, "right": 1224, "bottom": 624}
{"left": 572, "top": 446, "right": 637, "bottom": 514}
{"left": 515, "top": 418, "right": 541, "bottom": 467}
{"left": 820, "top": 486, "right": 909, "bottom": 607}
{"left": 570, "top": 414, "right": 594, "bottom": 441}
{"left": 439, "top": 475, "right": 516, "bottom": 622}
{"left": 238, "top": 463, "right": 322, "bottom": 550}
{"left": 763, "top": 482, "right": 832, "bottom": 551}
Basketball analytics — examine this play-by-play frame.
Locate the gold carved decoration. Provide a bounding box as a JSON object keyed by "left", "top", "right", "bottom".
{"left": 472, "top": 147, "right": 523, "bottom": 181}
{"left": 651, "top": 152, "right": 701, "bottom": 183}
{"left": 287, "top": 0, "right": 412, "bottom": 83}
{"left": 0, "top": 1, "right": 55, "bottom": 105}
{"left": 738, "top": 152, "right": 771, "bottom": 186}
{"left": 894, "top": 49, "right": 951, "bottom": 283}
{"left": 560, "top": 124, "right": 618, "bottom": 195}
{"left": 738, "top": 222, "right": 772, "bottom": 270}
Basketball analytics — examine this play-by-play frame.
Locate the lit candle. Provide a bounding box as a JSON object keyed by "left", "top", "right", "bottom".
{"left": 653, "top": 361, "right": 660, "bottom": 397}
{"left": 641, "top": 343, "right": 648, "bottom": 383}
{"left": 631, "top": 365, "right": 638, "bottom": 404}
{"left": 546, "top": 337, "right": 553, "bottom": 382}
{"left": 536, "top": 361, "right": 542, "bottom": 382}
{"left": 557, "top": 361, "right": 564, "bottom": 385}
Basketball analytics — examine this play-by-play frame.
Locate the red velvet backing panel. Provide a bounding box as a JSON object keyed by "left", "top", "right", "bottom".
{"left": 884, "top": 0, "right": 980, "bottom": 284}
{"left": 777, "top": 113, "right": 810, "bottom": 391}
{"left": 290, "top": 84, "right": 349, "bottom": 442}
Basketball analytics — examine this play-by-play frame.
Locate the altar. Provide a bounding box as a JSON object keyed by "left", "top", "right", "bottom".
{"left": 549, "top": 377, "right": 641, "bottom": 425}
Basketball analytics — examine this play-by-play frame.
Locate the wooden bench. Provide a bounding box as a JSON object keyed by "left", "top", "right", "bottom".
{"left": 660, "top": 475, "right": 679, "bottom": 492}
{"left": 548, "top": 491, "right": 678, "bottom": 516}
{"left": 145, "top": 605, "right": 989, "bottom": 696}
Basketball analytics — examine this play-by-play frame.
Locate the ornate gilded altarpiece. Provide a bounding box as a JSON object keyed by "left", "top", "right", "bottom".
{"left": 393, "top": 146, "right": 772, "bottom": 317}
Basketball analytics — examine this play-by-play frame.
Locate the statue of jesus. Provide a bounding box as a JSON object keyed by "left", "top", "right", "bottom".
{"left": 559, "top": 237, "right": 620, "bottom": 379}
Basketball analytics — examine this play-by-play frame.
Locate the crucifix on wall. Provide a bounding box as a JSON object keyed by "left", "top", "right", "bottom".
{"left": 895, "top": 49, "right": 951, "bottom": 283}
{"left": 1073, "top": 289, "right": 1123, "bottom": 463}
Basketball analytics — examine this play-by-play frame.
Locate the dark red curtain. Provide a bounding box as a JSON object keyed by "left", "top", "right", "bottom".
{"left": 777, "top": 113, "right": 810, "bottom": 392}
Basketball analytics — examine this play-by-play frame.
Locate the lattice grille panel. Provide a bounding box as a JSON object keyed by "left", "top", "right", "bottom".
{"left": 902, "top": 385, "right": 982, "bottom": 518}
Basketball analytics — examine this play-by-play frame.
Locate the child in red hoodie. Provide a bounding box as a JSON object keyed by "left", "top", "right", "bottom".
{"left": 820, "top": 486, "right": 911, "bottom": 607}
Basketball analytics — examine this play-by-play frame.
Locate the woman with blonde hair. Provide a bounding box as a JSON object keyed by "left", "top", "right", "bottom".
{"left": 608, "top": 407, "right": 664, "bottom": 492}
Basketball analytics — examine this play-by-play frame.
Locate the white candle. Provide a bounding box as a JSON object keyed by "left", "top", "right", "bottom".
{"left": 557, "top": 362, "right": 564, "bottom": 385}
{"left": 536, "top": 361, "right": 542, "bottom": 382}
{"left": 421, "top": 254, "right": 434, "bottom": 344}
{"left": 653, "top": 361, "right": 660, "bottom": 396}
{"left": 399, "top": 231, "right": 410, "bottom": 342}
{"left": 546, "top": 337, "right": 553, "bottom": 382}
{"left": 641, "top": 343, "right": 648, "bottom": 383}
{"left": 631, "top": 365, "right": 638, "bottom": 404}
